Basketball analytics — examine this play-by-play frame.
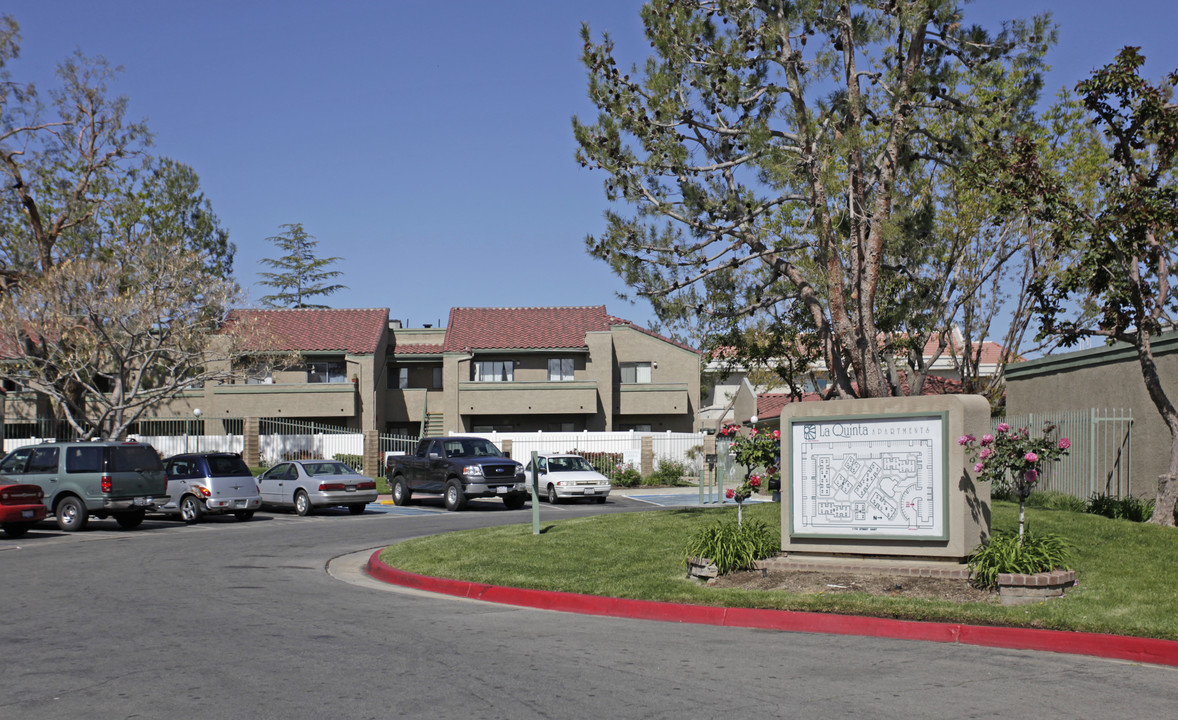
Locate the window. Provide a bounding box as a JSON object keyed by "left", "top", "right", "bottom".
{"left": 620, "top": 361, "right": 652, "bottom": 384}
{"left": 474, "top": 360, "right": 513, "bottom": 382}
{"left": 27, "top": 447, "right": 60, "bottom": 473}
{"left": 548, "top": 358, "right": 575, "bottom": 382}
{"left": 398, "top": 367, "right": 409, "bottom": 389}
{"left": 433, "top": 367, "right": 444, "bottom": 389}
{"left": 66, "top": 447, "right": 104, "bottom": 474}
{"left": 0, "top": 448, "right": 31, "bottom": 474}
{"left": 307, "top": 360, "right": 347, "bottom": 383}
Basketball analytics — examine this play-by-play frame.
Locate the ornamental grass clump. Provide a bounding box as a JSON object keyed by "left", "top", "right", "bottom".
{"left": 968, "top": 525, "right": 1074, "bottom": 589}
{"left": 683, "top": 518, "right": 779, "bottom": 575}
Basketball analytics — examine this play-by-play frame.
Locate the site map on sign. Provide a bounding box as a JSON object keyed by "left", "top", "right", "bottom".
{"left": 790, "top": 416, "right": 945, "bottom": 539}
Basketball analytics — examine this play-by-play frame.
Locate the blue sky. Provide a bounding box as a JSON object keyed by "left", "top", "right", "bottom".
{"left": 6, "top": 1, "right": 1177, "bottom": 332}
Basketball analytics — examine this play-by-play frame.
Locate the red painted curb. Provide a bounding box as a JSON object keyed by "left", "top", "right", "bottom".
{"left": 365, "top": 550, "right": 1178, "bottom": 668}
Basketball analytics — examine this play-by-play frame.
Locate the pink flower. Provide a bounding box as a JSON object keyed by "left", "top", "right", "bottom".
{"left": 750, "top": 476, "right": 762, "bottom": 488}
{"left": 974, "top": 462, "right": 985, "bottom": 473}
{"left": 1024, "top": 451, "right": 1038, "bottom": 463}
{"left": 772, "top": 430, "right": 780, "bottom": 440}
{"left": 750, "top": 428, "right": 758, "bottom": 436}
{"left": 725, "top": 488, "right": 735, "bottom": 499}
{"left": 981, "top": 434, "right": 994, "bottom": 446}
{"left": 1024, "top": 469, "right": 1039, "bottom": 483}
{"left": 979, "top": 447, "right": 992, "bottom": 460}
{"left": 957, "top": 434, "right": 975, "bottom": 446}
{"left": 1059, "top": 437, "right": 1071, "bottom": 450}
{"left": 996, "top": 423, "right": 1010, "bottom": 433}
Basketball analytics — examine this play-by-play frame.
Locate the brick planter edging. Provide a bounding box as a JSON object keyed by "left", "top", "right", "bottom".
{"left": 997, "top": 569, "right": 1076, "bottom": 606}
{"left": 365, "top": 551, "right": 1178, "bottom": 668}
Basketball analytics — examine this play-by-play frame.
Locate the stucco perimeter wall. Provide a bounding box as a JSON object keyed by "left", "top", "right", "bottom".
{"left": 779, "top": 395, "right": 992, "bottom": 563}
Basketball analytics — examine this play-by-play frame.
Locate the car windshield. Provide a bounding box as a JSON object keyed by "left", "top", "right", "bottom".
{"left": 444, "top": 439, "right": 504, "bottom": 458}
{"left": 547, "top": 456, "right": 595, "bottom": 473}
{"left": 304, "top": 462, "right": 358, "bottom": 477}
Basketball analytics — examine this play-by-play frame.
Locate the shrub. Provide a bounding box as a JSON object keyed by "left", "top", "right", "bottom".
{"left": 683, "top": 518, "right": 779, "bottom": 575}
{"left": 613, "top": 463, "right": 642, "bottom": 487}
{"left": 645, "top": 458, "right": 689, "bottom": 486}
{"left": 968, "top": 525, "right": 1074, "bottom": 589}
{"left": 574, "top": 450, "right": 624, "bottom": 477}
{"left": 1086, "top": 493, "right": 1156, "bottom": 522}
{"left": 332, "top": 453, "right": 362, "bottom": 470}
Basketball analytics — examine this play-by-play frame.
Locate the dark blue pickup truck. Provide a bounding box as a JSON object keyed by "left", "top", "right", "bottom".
{"left": 386, "top": 436, "right": 528, "bottom": 511}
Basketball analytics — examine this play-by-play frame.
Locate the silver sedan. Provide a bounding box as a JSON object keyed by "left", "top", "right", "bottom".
{"left": 257, "top": 460, "right": 379, "bottom": 516}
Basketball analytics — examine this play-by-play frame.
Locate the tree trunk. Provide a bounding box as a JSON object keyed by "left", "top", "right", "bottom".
{"left": 1149, "top": 474, "right": 1178, "bottom": 526}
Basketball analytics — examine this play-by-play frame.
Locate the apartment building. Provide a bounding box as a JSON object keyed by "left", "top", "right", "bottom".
{"left": 386, "top": 306, "right": 700, "bottom": 435}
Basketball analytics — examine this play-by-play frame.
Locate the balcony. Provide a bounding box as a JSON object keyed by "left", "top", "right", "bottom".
{"left": 617, "top": 383, "right": 690, "bottom": 415}
{"left": 211, "top": 382, "right": 357, "bottom": 418}
{"left": 458, "top": 381, "right": 598, "bottom": 415}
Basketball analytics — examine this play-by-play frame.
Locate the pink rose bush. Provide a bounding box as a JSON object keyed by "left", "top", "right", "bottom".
{"left": 959, "top": 422, "right": 1071, "bottom": 542}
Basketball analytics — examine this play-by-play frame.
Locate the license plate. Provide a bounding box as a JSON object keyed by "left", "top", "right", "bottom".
{"left": 235, "top": 499, "right": 247, "bottom": 508}
{"left": 345, "top": 487, "right": 355, "bottom": 492}
{"left": 496, "top": 486, "right": 508, "bottom": 494}
{"left": 133, "top": 497, "right": 148, "bottom": 506}
{"left": 21, "top": 509, "right": 34, "bottom": 518}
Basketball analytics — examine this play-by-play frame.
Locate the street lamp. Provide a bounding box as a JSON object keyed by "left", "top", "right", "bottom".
{"left": 193, "top": 408, "right": 202, "bottom": 453}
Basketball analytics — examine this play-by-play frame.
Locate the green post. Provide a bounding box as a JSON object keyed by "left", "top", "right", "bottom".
{"left": 531, "top": 450, "right": 541, "bottom": 535}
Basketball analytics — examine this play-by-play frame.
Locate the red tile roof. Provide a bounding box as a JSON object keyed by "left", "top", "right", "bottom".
{"left": 754, "top": 375, "right": 964, "bottom": 421}
{"left": 392, "top": 343, "right": 444, "bottom": 355}
{"left": 225, "top": 308, "right": 388, "bottom": 354}
{"left": 443, "top": 306, "right": 611, "bottom": 352}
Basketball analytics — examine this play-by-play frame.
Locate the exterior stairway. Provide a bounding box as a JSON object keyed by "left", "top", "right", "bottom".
{"left": 423, "top": 412, "right": 445, "bottom": 436}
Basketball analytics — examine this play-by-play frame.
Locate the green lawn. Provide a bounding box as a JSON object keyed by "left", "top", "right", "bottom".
{"left": 379, "top": 500, "right": 1178, "bottom": 640}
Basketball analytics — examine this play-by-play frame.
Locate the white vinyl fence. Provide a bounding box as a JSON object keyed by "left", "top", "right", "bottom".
{"left": 130, "top": 434, "right": 243, "bottom": 457}
{"left": 466, "top": 430, "right": 707, "bottom": 482}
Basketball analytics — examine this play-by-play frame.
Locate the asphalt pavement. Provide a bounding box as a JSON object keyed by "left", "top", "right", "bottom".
{"left": 3, "top": 496, "right": 1176, "bottom": 719}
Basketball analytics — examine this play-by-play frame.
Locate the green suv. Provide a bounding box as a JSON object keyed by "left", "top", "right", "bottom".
{"left": 0, "top": 441, "right": 169, "bottom": 531}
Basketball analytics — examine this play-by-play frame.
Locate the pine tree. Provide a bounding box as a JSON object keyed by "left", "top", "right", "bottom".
{"left": 256, "top": 223, "right": 347, "bottom": 308}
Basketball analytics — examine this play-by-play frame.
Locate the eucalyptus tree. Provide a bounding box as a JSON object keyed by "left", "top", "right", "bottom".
{"left": 574, "top": 0, "right": 1054, "bottom": 398}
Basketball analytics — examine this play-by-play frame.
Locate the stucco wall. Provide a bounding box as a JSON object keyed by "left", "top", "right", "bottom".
{"left": 1006, "top": 337, "right": 1178, "bottom": 496}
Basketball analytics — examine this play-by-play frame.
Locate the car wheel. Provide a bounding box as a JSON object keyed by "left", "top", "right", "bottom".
{"left": 179, "top": 495, "right": 202, "bottom": 525}
{"left": 115, "top": 509, "right": 146, "bottom": 530}
{"left": 596, "top": 496, "right": 607, "bottom": 504}
{"left": 502, "top": 493, "right": 526, "bottom": 510}
{"left": 348, "top": 503, "right": 366, "bottom": 515}
{"left": 546, "top": 484, "right": 559, "bottom": 504}
{"left": 294, "top": 490, "right": 313, "bottom": 516}
{"left": 55, "top": 496, "right": 89, "bottom": 532}
{"left": 391, "top": 476, "right": 412, "bottom": 506}
{"left": 443, "top": 480, "right": 467, "bottom": 512}
{"left": 1, "top": 522, "right": 33, "bottom": 538}
{"left": 233, "top": 510, "right": 255, "bottom": 521}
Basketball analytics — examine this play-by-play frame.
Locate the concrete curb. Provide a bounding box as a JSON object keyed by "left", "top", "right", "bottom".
{"left": 365, "top": 550, "right": 1178, "bottom": 668}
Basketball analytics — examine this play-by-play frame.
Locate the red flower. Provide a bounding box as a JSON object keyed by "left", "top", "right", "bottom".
{"left": 750, "top": 476, "right": 762, "bottom": 488}
{"left": 725, "top": 488, "right": 735, "bottom": 499}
